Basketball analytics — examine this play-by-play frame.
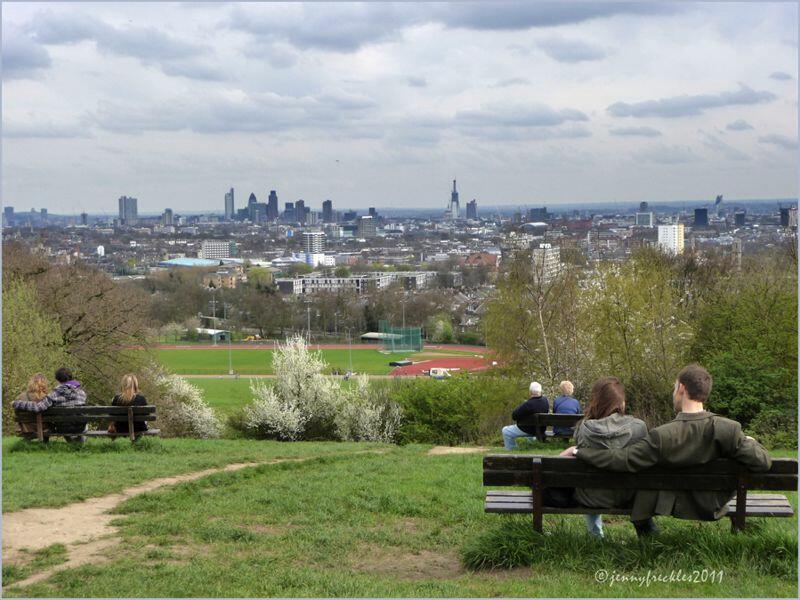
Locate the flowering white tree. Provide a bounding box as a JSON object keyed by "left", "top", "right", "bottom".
{"left": 245, "top": 379, "right": 306, "bottom": 440}
{"left": 334, "top": 375, "right": 403, "bottom": 442}
{"left": 149, "top": 365, "right": 223, "bottom": 438}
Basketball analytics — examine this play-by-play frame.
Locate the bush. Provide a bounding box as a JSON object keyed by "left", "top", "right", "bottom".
{"left": 149, "top": 366, "right": 222, "bottom": 438}
{"left": 391, "top": 374, "right": 527, "bottom": 445}
{"left": 244, "top": 380, "right": 306, "bottom": 440}
{"left": 334, "top": 375, "right": 402, "bottom": 442}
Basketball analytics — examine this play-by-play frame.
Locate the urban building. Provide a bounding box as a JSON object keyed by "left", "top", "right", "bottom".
{"left": 80, "top": 212, "right": 88, "bottom": 226}
{"left": 267, "top": 190, "right": 279, "bottom": 220}
{"left": 276, "top": 272, "right": 394, "bottom": 295}
{"left": 302, "top": 231, "right": 326, "bottom": 253}
{"left": 531, "top": 244, "right": 562, "bottom": 282}
{"left": 357, "top": 215, "right": 377, "bottom": 238}
{"left": 635, "top": 212, "right": 654, "bottom": 227}
{"left": 199, "top": 239, "right": 235, "bottom": 260}
{"left": 40, "top": 208, "right": 48, "bottom": 222}
{"left": 447, "top": 180, "right": 460, "bottom": 220}
{"left": 118, "top": 196, "right": 138, "bottom": 225}
{"left": 202, "top": 269, "right": 241, "bottom": 289}
{"left": 162, "top": 208, "right": 174, "bottom": 227}
{"left": 342, "top": 210, "right": 357, "bottom": 222}
{"left": 528, "top": 207, "right": 548, "bottom": 222}
{"left": 734, "top": 211, "right": 746, "bottom": 227}
{"left": 247, "top": 193, "right": 257, "bottom": 221}
{"left": 657, "top": 223, "right": 685, "bottom": 254}
{"left": 224, "top": 188, "right": 235, "bottom": 220}
{"left": 466, "top": 199, "right": 478, "bottom": 220}
{"left": 3, "top": 206, "right": 13, "bottom": 226}
{"left": 694, "top": 208, "right": 709, "bottom": 227}
{"left": 322, "top": 200, "right": 333, "bottom": 223}
{"left": 639, "top": 201, "right": 649, "bottom": 212}
{"left": 283, "top": 202, "right": 295, "bottom": 223}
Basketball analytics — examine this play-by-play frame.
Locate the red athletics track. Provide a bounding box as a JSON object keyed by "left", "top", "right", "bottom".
{"left": 156, "top": 343, "right": 489, "bottom": 353}
{"left": 390, "top": 356, "right": 493, "bottom": 376}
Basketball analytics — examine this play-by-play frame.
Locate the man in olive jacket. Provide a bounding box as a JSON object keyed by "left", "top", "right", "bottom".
{"left": 569, "top": 364, "right": 772, "bottom": 523}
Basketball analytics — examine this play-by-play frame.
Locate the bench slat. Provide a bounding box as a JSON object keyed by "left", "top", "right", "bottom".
{"left": 15, "top": 414, "right": 158, "bottom": 423}
{"left": 83, "top": 429, "right": 160, "bottom": 438}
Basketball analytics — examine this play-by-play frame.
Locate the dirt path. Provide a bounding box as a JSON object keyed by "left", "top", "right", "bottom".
{"left": 427, "top": 446, "right": 488, "bottom": 455}
{"left": 2, "top": 459, "right": 302, "bottom": 589}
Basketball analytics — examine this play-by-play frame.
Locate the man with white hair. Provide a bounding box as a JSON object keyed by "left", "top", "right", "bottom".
{"left": 502, "top": 381, "right": 549, "bottom": 450}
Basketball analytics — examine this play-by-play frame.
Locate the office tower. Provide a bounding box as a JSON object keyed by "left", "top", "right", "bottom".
{"left": 247, "top": 193, "right": 258, "bottom": 221}
{"left": 40, "top": 208, "right": 48, "bottom": 222}
{"left": 357, "top": 215, "right": 376, "bottom": 238}
{"left": 780, "top": 207, "right": 790, "bottom": 227}
{"left": 447, "top": 180, "right": 460, "bottom": 220}
{"left": 3, "top": 206, "right": 14, "bottom": 226}
{"left": 303, "top": 231, "right": 326, "bottom": 253}
{"left": 322, "top": 199, "right": 333, "bottom": 223}
{"left": 639, "top": 201, "right": 649, "bottom": 212}
{"left": 162, "top": 208, "right": 174, "bottom": 226}
{"left": 694, "top": 208, "right": 708, "bottom": 227}
{"left": 283, "top": 202, "right": 295, "bottom": 222}
{"left": 368, "top": 207, "right": 378, "bottom": 219}
{"left": 118, "top": 196, "right": 138, "bottom": 225}
{"left": 254, "top": 203, "right": 268, "bottom": 223}
{"left": 466, "top": 199, "right": 477, "bottom": 220}
{"left": 657, "top": 224, "right": 685, "bottom": 254}
{"left": 342, "top": 210, "right": 357, "bottom": 222}
{"left": 528, "top": 207, "right": 548, "bottom": 222}
{"left": 734, "top": 211, "right": 746, "bottom": 227}
{"left": 635, "top": 212, "right": 654, "bottom": 227}
{"left": 200, "top": 240, "right": 233, "bottom": 259}
{"left": 224, "top": 188, "right": 235, "bottom": 220}
{"left": 80, "top": 212, "right": 88, "bottom": 226}
{"left": 268, "top": 190, "right": 279, "bottom": 220}
{"left": 295, "top": 199, "right": 307, "bottom": 224}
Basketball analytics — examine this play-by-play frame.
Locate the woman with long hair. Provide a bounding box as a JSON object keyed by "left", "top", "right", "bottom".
{"left": 110, "top": 374, "right": 149, "bottom": 435}
{"left": 568, "top": 377, "right": 649, "bottom": 537}
{"left": 13, "top": 374, "right": 52, "bottom": 437}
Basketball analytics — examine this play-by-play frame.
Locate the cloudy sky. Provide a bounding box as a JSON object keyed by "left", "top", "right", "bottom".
{"left": 2, "top": 2, "right": 797, "bottom": 215}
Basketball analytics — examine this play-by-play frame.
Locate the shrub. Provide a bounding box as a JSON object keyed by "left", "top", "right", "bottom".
{"left": 334, "top": 375, "right": 403, "bottom": 443}
{"left": 243, "top": 380, "right": 306, "bottom": 441}
{"left": 149, "top": 366, "right": 222, "bottom": 438}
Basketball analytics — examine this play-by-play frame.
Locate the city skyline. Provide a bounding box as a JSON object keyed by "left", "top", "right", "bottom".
{"left": 2, "top": 2, "right": 797, "bottom": 213}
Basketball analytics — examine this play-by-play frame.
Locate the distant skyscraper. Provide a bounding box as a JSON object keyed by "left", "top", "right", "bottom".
{"left": 734, "top": 211, "right": 746, "bottom": 227}
{"left": 295, "top": 199, "right": 307, "bottom": 224}
{"left": 694, "top": 208, "right": 709, "bottom": 227}
{"left": 658, "top": 224, "right": 685, "bottom": 254}
{"left": 780, "top": 207, "right": 792, "bottom": 227}
{"left": 322, "top": 199, "right": 333, "bottom": 223}
{"left": 80, "top": 212, "right": 88, "bottom": 226}
{"left": 224, "top": 188, "right": 235, "bottom": 220}
{"left": 162, "top": 208, "right": 174, "bottom": 226}
{"left": 368, "top": 207, "right": 378, "bottom": 219}
{"left": 447, "top": 180, "right": 460, "bottom": 220}
{"left": 635, "top": 212, "right": 654, "bottom": 228}
{"left": 528, "top": 207, "right": 548, "bottom": 222}
{"left": 466, "top": 199, "right": 477, "bottom": 220}
{"left": 283, "top": 202, "right": 295, "bottom": 222}
{"left": 639, "top": 201, "right": 649, "bottom": 212}
{"left": 247, "top": 193, "right": 258, "bottom": 222}
{"left": 118, "top": 196, "right": 138, "bottom": 225}
{"left": 40, "top": 208, "right": 48, "bottom": 222}
{"left": 268, "top": 190, "right": 279, "bottom": 220}
{"left": 342, "top": 210, "right": 357, "bottom": 222}
{"left": 3, "top": 206, "right": 14, "bottom": 227}
{"left": 357, "top": 215, "right": 376, "bottom": 238}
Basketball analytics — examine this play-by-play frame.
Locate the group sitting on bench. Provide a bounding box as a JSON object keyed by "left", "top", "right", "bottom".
{"left": 13, "top": 368, "right": 152, "bottom": 442}
{"left": 502, "top": 380, "right": 582, "bottom": 448}
{"left": 497, "top": 364, "right": 774, "bottom": 538}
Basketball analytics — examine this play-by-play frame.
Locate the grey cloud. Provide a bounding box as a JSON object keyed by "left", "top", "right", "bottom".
{"left": 769, "top": 71, "right": 793, "bottom": 81}
{"left": 407, "top": 76, "right": 427, "bottom": 88}
{"left": 491, "top": 77, "right": 531, "bottom": 88}
{"left": 726, "top": 119, "right": 753, "bottom": 131}
{"left": 699, "top": 132, "right": 749, "bottom": 161}
{"left": 458, "top": 125, "right": 592, "bottom": 142}
{"left": 609, "top": 126, "right": 661, "bottom": 137}
{"left": 242, "top": 43, "right": 299, "bottom": 69}
{"left": 455, "top": 104, "right": 588, "bottom": 128}
{"left": 608, "top": 84, "right": 777, "bottom": 118}
{"left": 758, "top": 134, "right": 797, "bottom": 150}
{"left": 537, "top": 37, "right": 607, "bottom": 63}
{"left": 2, "top": 119, "right": 90, "bottom": 138}
{"left": 635, "top": 144, "right": 699, "bottom": 164}
{"left": 2, "top": 27, "right": 52, "bottom": 79}
{"left": 25, "top": 11, "right": 222, "bottom": 80}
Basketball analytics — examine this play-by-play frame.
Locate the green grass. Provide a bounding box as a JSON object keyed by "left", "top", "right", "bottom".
{"left": 156, "top": 348, "right": 475, "bottom": 376}
{"left": 3, "top": 439, "right": 797, "bottom": 597}
{"left": 187, "top": 378, "right": 256, "bottom": 416}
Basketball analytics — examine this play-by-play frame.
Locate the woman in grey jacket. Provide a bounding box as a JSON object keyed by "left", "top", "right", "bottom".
{"left": 568, "top": 377, "right": 648, "bottom": 537}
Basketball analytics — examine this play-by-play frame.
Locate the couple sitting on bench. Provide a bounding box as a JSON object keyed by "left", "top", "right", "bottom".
{"left": 502, "top": 380, "right": 580, "bottom": 448}
{"left": 503, "top": 364, "right": 771, "bottom": 538}
{"left": 13, "top": 369, "right": 150, "bottom": 440}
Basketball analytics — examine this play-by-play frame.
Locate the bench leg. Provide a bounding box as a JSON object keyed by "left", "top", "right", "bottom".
{"left": 532, "top": 457, "right": 543, "bottom": 533}
{"left": 731, "top": 472, "right": 748, "bottom": 533}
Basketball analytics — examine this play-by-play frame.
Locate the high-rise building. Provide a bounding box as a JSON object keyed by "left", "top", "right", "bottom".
{"left": 200, "top": 240, "right": 234, "bottom": 259}
{"left": 368, "top": 207, "right": 378, "bottom": 219}
{"left": 447, "top": 180, "right": 460, "bottom": 220}
{"left": 342, "top": 210, "right": 357, "bottom": 222}
{"left": 528, "top": 207, "right": 548, "bottom": 222}
{"left": 694, "top": 208, "right": 709, "bottom": 227}
{"left": 224, "top": 188, "right": 235, "bottom": 220}
{"left": 268, "top": 190, "right": 279, "bottom": 220}
{"left": 357, "top": 215, "right": 376, "bottom": 238}
{"left": 639, "top": 201, "right": 649, "bottom": 212}
{"left": 118, "top": 196, "right": 138, "bottom": 225}
{"left": 531, "top": 245, "right": 562, "bottom": 283}
{"left": 40, "top": 208, "right": 48, "bottom": 222}
{"left": 283, "top": 202, "right": 295, "bottom": 222}
{"left": 295, "top": 199, "right": 307, "bottom": 224}
{"left": 657, "top": 224, "right": 685, "bottom": 254}
{"left": 3, "top": 206, "right": 14, "bottom": 226}
{"left": 466, "top": 199, "right": 478, "bottom": 220}
{"left": 162, "top": 208, "right": 174, "bottom": 226}
{"left": 247, "top": 193, "right": 258, "bottom": 222}
{"left": 635, "top": 212, "right": 654, "bottom": 227}
{"left": 302, "top": 231, "right": 326, "bottom": 253}
{"left": 80, "top": 212, "right": 88, "bottom": 226}
{"left": 734, "top": 211, "right": 746, "bottom": 227}
{"left": 779, "top": 207, "right": 797, "bottom": 228}
{"left": 322, "top": 199, "right": 333, "bottom": 223}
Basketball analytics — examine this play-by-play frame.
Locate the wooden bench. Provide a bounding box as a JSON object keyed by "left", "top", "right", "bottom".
{"left": 15, "top": 406, "right": 160, "bottom": 442}
{"left": 483, "top": 454, "right": 797, "bottom": 533}
{"left": 516, "top": 414, "right": 584, "bottom": 441}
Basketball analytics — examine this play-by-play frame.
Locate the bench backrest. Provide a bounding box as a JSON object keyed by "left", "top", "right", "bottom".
{"left": 517, "top": 414, "right": 583, "bottom": 428}
{"left": 15, "top": 406, "right": 157, "bottom": 423}
{"left": 483, "top": 454, "right": 798, "bottom": 492}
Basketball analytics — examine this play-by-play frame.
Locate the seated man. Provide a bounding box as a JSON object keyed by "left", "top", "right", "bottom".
{"left": 502, "top": 381, "right": 549, "bottom": 450}
{"left": 12, "top": 367, "right": 88, "bottom": 442}
{"left": 567, "top": 364, "right": 772, "bottom": 531}
{"left": 552, "top": 380, "right": 581, "bottom": 437}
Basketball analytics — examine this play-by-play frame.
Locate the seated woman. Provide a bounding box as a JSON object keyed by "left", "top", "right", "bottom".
{"left": 110, "top": 374, "right": 149, "bottom": 435}
{"left": 559, "top": 377, "right": 649, "bottom": 538}
{"left": 12, "top": 374, "right": 53, "bottom": 438}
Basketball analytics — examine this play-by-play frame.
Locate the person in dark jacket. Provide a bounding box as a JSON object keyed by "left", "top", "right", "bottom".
{"left": 552, "top": 380, "right": 581, "bottom": 436}
{"left": 110, "top": 374, "right": 149, "bottom": 435}
{"left": 502, "top": 381, "right": 549, "bottom": 449}
{"left": 12, "top": 367, "right": 88, "bottom": 441}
